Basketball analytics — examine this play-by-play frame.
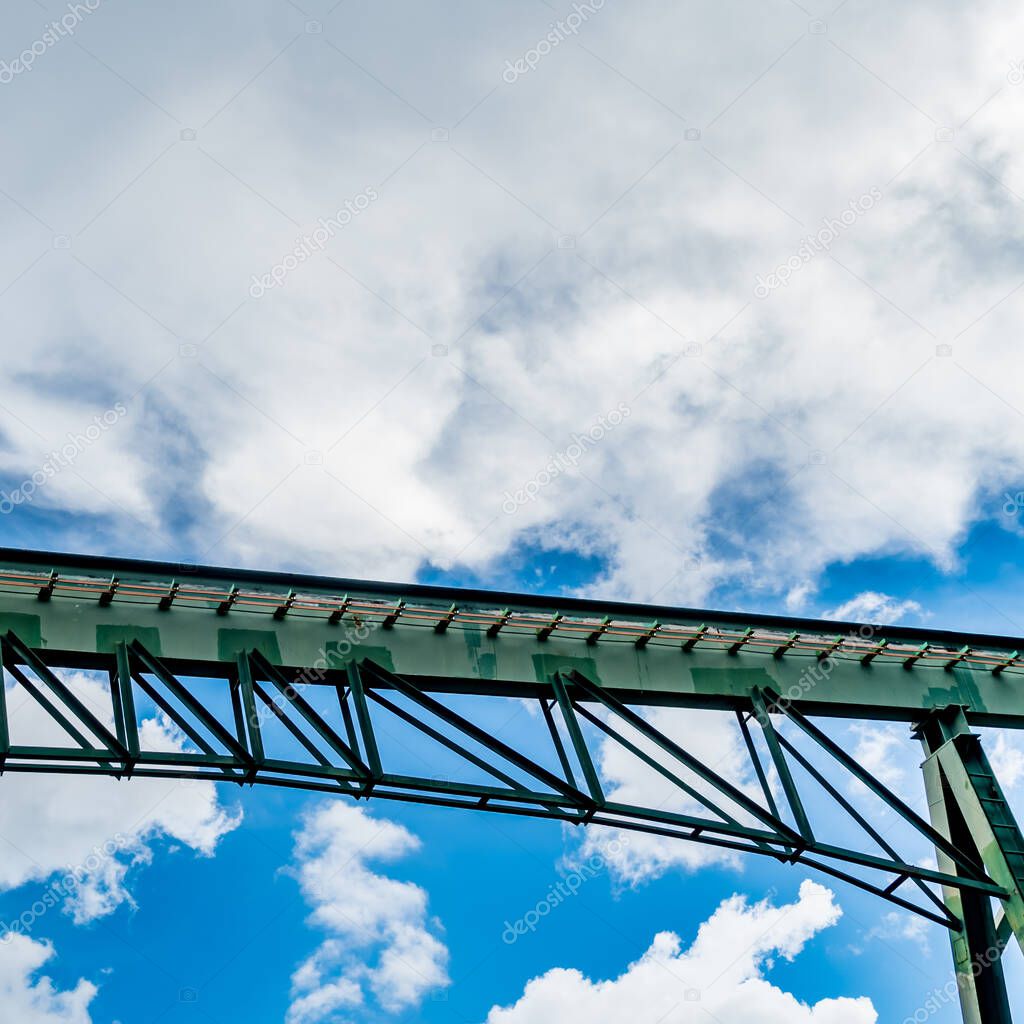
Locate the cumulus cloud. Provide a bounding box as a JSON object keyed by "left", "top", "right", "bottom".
{"left": 287, "top": 802, "right": 449, "bottom": 1023}
{"left": 0, "top": 672, "right": 241, "bottom": 928}
{"left": 847, "top": 722, "right": 913, "bottom": 791}
{"left": 0, "top": 934, "right": 96, "bottom": 1024}
{"left": 824, "top": 592, "right": 924, "bottom": 624}
{"left": 861, "top": 910, "right": 930, "bottom": 954}
{"left": 988, "top": 732, "right": 1024, "bottom": 790}
{"left": 484, "top": 880, "right": 875, "bottom": 1023}
{"left": 1, "top": 1, "right": 1024, "bottom": 613}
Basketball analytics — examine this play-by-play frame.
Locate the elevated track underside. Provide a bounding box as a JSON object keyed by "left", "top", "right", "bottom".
{"left": 0, "top": 548, "right": 1021, "bottom": 1023}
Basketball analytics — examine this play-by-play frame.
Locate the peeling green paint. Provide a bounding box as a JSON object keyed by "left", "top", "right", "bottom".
{"left": 692, "top": 666, "right": 774, "bottom": 693}
{"left": 531, "top": 653, "right": 600, "bottom": 685}
{"left": 218, "top": 628, "right": 282, "bottom": 663}
{"left": 0, "top": 613, "right": 42, "bottom": 648}
{"left": 97, "top": 625, "right": 162, "bottom": 655}
{"left": 324, "top": 642, "right": 394, "bottom": 671}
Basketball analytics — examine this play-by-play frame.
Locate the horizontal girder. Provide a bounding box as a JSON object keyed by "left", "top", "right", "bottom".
{"left": 0, "top": 548, "right": 1023, "bottom": 725}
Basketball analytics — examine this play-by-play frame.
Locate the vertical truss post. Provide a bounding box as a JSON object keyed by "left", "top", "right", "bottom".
{"left": 750, "top": 688, "right": 814, "bottom": 843}
{"left": 347, "top": 663, "right": 382, "bottom": 782}
{"left": 235, "top": 653, "right": 265, "bottom": 767}
{"left": 0, "top": 658, "right": 8, "bottom": 768}
{"left": 113, "top": 642, "right": 139, "bottom": 769}
{"left": 551, "top": 673, "right": 604, "bottom": 807}
{"left": 916, "top": 707, "right": 1020, "bottom": 1024}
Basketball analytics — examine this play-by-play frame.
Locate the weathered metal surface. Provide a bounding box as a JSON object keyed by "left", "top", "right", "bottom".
{"left": 3, "top": 548, "right": 1024, "bottom": 1023}
{"left": 1, "top": 548, "right": 1023, "bottom": 724}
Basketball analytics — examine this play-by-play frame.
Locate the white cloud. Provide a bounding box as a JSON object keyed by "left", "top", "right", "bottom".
{"left": 287, "top": 802, "right": 449, "bottom": 1023}
{"left": 484, "top": 880, "right": 875, "bottom": 1023}
{"left": 824, "top": 592, "right": 923, "bottom": 624}
{"left": 0, "top": 2, "right": 1024, "bottom": 614}
{"left": 0, "top": 673, "right": 241, "bottom": 929}
{"left": 0, "top": 934, "right": 96, "bottom": 1024}
{"left": 989, "top": 733, "right": 1024, "bottom": 790}
{"left": 786, "top": 581, "right": 817, "bottom": 612}
{"left": 862, "top": 910, "right": 930, "bottom": 953}
{"left": 847, "top": 723, "right": 912, "bottom": 791}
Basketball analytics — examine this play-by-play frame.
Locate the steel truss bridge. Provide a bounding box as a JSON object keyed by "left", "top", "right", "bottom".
{"left": 0, "top": 548, "right": 1021, "bottom": 1023}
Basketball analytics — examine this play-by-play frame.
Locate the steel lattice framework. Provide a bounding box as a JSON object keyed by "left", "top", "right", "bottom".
{"left": 0, "top": 548, "right": 1021, "bottom": 1023}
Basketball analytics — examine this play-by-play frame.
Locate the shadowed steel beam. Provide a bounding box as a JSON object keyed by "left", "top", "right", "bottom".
{"left": 918, "top": 708, "right": 1018, "bottom": 1024}
{"left": 360, "top": 659, "right": 595, "bottom": 808}
{"left": 235, "top": 652, "right": 265, "bottom": 764}
{"left": 571, "top": 701, "right": 778, "bottom": 851}
{"left": 763, "top": 687, "right": 992, "bottom": 884}
{"left": 772, "top": 726, "right": 954, "bottom": 925}
{"left": 750, "top": 687, "right": 814, "bottom": 842}
{"left": 551, "top": 673, "right": 604, "bottom": 806}
{"left": 735, "top": 709, "right": 781, "bottom": 820}
{"left": 565, "top": 669, "right": 803, "bottom": 844}
{"left": 4, "top": 632, "right": 128, "bottom": 760}
{"left": 346, "top": 664, "right": 382, "bottom": 781}
{"left": 247, "top": 650, "right": 369, "bottom": 777}
{"left": 114, "top": 642, "right": 139, "bottom": 765}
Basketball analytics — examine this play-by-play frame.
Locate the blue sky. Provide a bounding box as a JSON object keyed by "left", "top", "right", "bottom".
{"left": 3, "top": 0, "right": 1024, "bottom": 1021}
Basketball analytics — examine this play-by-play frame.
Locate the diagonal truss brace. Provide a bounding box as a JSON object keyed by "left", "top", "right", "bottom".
{"left": 0, "top": 636, "right": 1008, "bottom": 933}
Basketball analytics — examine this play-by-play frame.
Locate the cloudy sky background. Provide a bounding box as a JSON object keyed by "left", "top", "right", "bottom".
{"left": 3, "top": 0, "right": 1024, "bottom": 1021}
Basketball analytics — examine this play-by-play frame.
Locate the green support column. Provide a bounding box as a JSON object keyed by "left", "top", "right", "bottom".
{"left": 917, "top": 707, "right": 1022, "bottom": 1024}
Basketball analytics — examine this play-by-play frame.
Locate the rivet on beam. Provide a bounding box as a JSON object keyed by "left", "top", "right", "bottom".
{"left": 993, "top": 650, "right": 1019, "bottom": 676}
{"left": 216, "top": 585, "right": 239, "bottom": 616}
{"left": 98, "top": 576, "right": 119, "bottom": 607}
{"left": 273, "top": 590, "right": 296, "bottom": 621}
{"left": 728, "top": 627, "right": 754, "bottom": 655}
{"left": 381, "top": 600, "right": 405, "bottom": 629}
{"left": 434, "top": 604, "right": 458, "bottom": 633}
{"left": 37, "top": 571, "right": 58, "bottom": 602}
{"left": 537, "top": 612, "right": 562, "bottom": 642}
{"left": 327, "top": 595, "right": 350, "bottom": 624}
{"left": 682, "top": 623, "right": 707, "bottom": 652}
{"left": 158, "top": 580, "right": 180, "bottom": 611}
{"left": 773, "top": 631, "right": 798, "bottom": 658}
{"left": 635, "top": 619, "right": 660, "bottom": 648}
{"left": 487, "top": 609, "right": 511, "bottom": 638}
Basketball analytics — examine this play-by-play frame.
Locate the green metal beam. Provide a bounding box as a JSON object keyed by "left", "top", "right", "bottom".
{"left": 917, "top": 708, "right": 1022, "bottom": 1024}
{"left": 0, "top": 548, "right": 1023, "bottom": 725}
{"left": 3, "top": 548, "right": 1024, "bottom": 1024}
